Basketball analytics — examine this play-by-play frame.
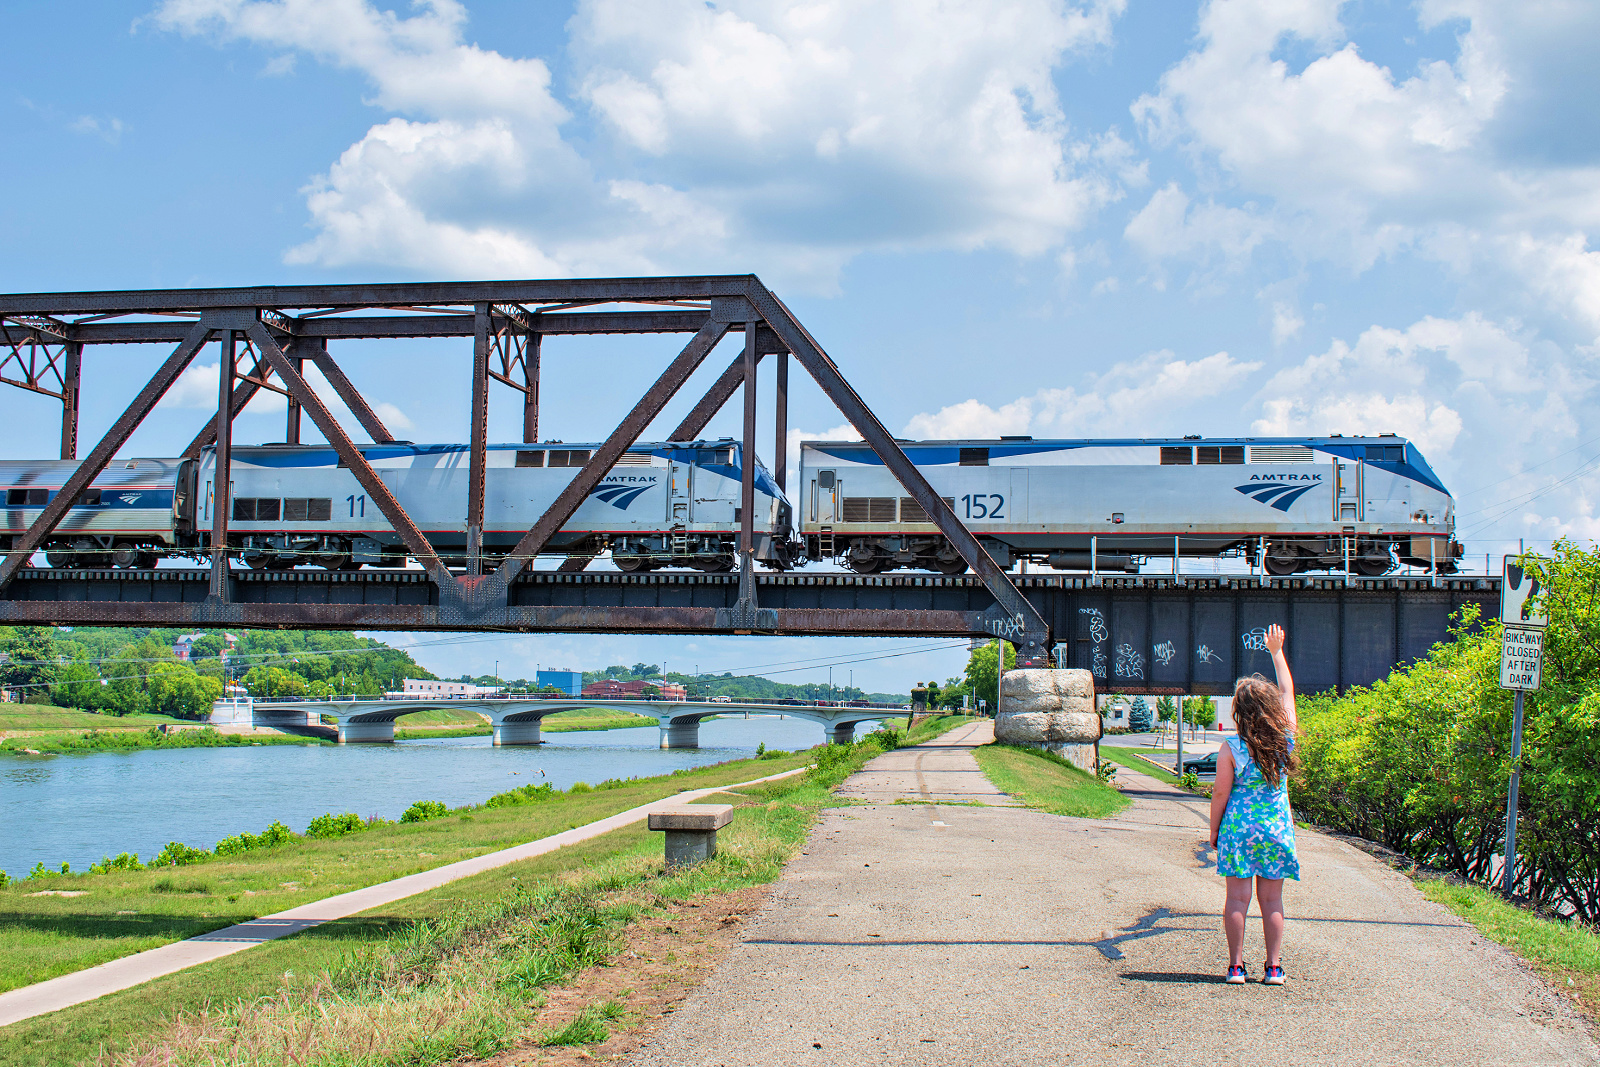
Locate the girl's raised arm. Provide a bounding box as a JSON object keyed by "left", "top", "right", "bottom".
{"left": 1264, "top": 623, "right": 1296, "bottom": 730}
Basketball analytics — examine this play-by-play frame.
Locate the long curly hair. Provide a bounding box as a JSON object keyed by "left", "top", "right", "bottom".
{"left": 1231, "top": 674, "right": 1297, "bottom": 787}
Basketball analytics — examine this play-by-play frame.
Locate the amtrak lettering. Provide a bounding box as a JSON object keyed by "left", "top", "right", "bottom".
{"left": 1234, "top": 475, "right": 1324, "bottom": 512}
{"left": 588, "top": 477, "right": 658, "bottom": 510}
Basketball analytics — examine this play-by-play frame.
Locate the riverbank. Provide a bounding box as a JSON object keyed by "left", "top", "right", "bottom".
{"left": 0, "top": 703, "right": 193, "bottom": 739}
{"left": 0, "top": 726, "right": 323, "bottom": 755}
{"left": 0, "top": 716, "right": 972, "bottom": 1065}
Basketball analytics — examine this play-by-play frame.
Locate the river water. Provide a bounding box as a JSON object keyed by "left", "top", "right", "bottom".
{"left": 0, "top": 715, "right": 864, "bottom": 879}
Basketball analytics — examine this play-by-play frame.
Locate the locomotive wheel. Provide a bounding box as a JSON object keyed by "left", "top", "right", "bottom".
{"left": 848, "top": 556, "right": 882, "bottom": 574}
{"left": 311, "top": 553, "right": 347, "bottom": 570}
{"left": 935, "top": 557, "right": 968, "bottom": 575}
{"left": 110, "top": 542, "right": 140, "bottom": 568}
{"left": 1354, "top": 556, "right": 1392, "bottom": 577}
{"left": 1263, "top": 550, "right": 1302, "bottom": 576}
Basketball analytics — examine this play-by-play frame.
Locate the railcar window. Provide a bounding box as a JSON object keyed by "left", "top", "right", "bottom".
{"left": 282, "top": 498, "right": 332, "bottom": 521}
{"left": 76, "top": 489, "right": 102, "bottom": 506}
{"left": 899, "top": 497, "right": 957, "bottom": 523}
{"left": 515, "top": 450, "right": 545, "bottom": 467}
{"left": 1160, "top": 447, "right": 1193, "bottom": 465}
{"left": 1365, "top": 445, "right": 1405, "bottom": 462}
{"left": 816, "top": 470, "right": 836, "bottom": 489}
{"left": 5, "top": 488, "right": 49, "bottom": 506}
{"left": 959, "top": 447, "right": 989, "bottom": 466}
{"left": 547, "top": 450, "right": 592, "bottom": 467}
{"left": 1196, "top": 446, "right": 1244, "bottom": 465}
{"left": 697, "top": 448, "right": 734, "bottom": 464}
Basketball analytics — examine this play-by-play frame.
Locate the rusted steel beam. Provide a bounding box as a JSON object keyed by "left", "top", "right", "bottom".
{"left": 670, "top": 351, "right": 762, "bottom": 441}
{"left": 466, "top": 303, "right": 492, "bottom": 575}
{"left": 0, "top": 277, "right": 755, "bottom": 316}
{"left": 246, "top": 322, "right": 451, "bottom": 585}
{"left": 524, "top": 331, "right": 540, "bottom": 443}
{"left": 741, "top": 279, "right": 1052, "bottom": 660}
{"left": 0, "top": 320, "right": 213, "bottom": 590}
{"left": 210, "top": 330, "right": 235, "bottom": 600}
{"left": 306, "top": 347, "right": 393, "bottom": 443}
{"left": 493, "top": 319, "right": 733, "bottom": 587}
{"left": 773, "top": 350, "right": 788, "bottom": 495}
{"left": 740, "top": 319, "right": 758, "bottom": 560}
{"left": 60, "top": 343, "right": 80, "bottom": 460}
{"left": 183, "top": 348, "right": 278, "bottom": 459}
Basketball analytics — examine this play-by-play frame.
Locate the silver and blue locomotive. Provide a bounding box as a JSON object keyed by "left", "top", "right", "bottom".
{"left": 798, "top": 435, "right": 1460, "bottom": 575}
{"left": 2, "top": 439, "right": 794, "bottom": 571}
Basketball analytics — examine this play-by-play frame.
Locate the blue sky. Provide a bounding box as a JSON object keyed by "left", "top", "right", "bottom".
{"left": 4, "top": 0, "right": 1597, "bottom": 691}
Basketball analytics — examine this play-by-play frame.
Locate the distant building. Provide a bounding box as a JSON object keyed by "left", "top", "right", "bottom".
{"left": 581, "top": 678, "right": 686, "bottom": 701}
{"left": 395, "top": 678, "right": 501, "bottom": 699}
{"left": 536, "top": 669, "right": 583, "bottom": 697}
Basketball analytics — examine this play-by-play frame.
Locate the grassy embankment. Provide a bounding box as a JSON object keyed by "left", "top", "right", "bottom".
{"left": 1097, "top": 746, "right": 1185, "bottom": 786}
{"left": 972, "top": 743, "right": 1128, "bottom": 818}
{"left": 394, "top": 706, "right": 657, "bottom": 740}
{"left": 0, "top": 714, "right": 972, "bottom": 1067}
{"left": 0, "top": 703, "right": 191, "bottom": 735}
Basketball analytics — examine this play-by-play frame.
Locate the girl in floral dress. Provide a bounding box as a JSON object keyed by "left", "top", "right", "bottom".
{"left": 1208, "top": 623, "right": 1299, "bottom": 985}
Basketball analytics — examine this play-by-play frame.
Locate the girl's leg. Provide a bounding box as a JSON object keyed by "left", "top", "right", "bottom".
{"left": 1256, "top": 877, "right": 1286, "bottom": 966}
{"left": 1224, "top": 877, "right": 1253, "bottom": 966}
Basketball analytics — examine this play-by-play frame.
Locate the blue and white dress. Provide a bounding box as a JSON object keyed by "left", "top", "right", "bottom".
{"left": 1216, "top": 735, "right": 1300, "bottom": 880}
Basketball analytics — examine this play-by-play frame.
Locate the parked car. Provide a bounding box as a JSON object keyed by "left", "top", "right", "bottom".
{"left": 1181, "top": 752, "right": 1218, "bottom": 776}
{"left": 710, "top": 695, "right": 732, "bottom": 703}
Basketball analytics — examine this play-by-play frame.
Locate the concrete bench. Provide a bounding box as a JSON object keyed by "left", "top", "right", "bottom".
{"left": 648, "top": 804, "right": 734, "bottom": 868}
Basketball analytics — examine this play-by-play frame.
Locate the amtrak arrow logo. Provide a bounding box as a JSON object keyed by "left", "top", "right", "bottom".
{"left": 118, "top": 493, "right": 141, "bottom": 505}
{"left": 589, "top": 482, "right": 653, "bottom": 510}
{"left": 1234, "top": 481, "right": 1318, "bottom": 512}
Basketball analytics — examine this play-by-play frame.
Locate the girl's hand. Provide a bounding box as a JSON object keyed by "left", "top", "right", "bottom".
{"left": 1264, "top": 623, "right": 1285, "bottom": 653}
{"left": 1207, "top": 835, "right": 1217, "bottom": 849}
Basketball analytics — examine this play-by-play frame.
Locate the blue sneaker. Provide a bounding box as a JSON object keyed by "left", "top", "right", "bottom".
{"left": 1263, "top": 965, "right": 1285, "bottom": 985}
{"left": 1225, "top": 964, "right": 1247, "bottom": 984}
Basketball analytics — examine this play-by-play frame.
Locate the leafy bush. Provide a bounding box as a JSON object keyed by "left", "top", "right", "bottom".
{"left": 214, "top": 820, "right": 297, "bottom": 856}
{"left": 153, "top": 841, "right": 210, "bottom": 867}
{"left": 485, "top": 782, "right": 558, "bottom": 808}
{"left": 401, "top": 800, "right": 449, "bottom": 823}
{"left": 88, "top": 852, "right": 145, "bottom": 874}
{"left": 568, "top": 781, "right": 593, "bottom": 794}
{"left": 1292, "top": 540, "right": 1600, "bottom": 920}
{"left": 306, "top": 812, "right": 366, "bottom": 839}
{"left": 759, "top": 748, "right": 789, "bottom": 760}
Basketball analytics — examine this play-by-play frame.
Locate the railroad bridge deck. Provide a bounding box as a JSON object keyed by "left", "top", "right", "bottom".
{"left": 10, "top": 567, "right": 1495, "bottom": 695}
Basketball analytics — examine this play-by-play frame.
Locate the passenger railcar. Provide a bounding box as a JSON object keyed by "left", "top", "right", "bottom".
{"left": 1, "top": 440, "right": 795, "bottom": 572}
{"left": 798, "top": 435, "right": 1460, "bottom": 575}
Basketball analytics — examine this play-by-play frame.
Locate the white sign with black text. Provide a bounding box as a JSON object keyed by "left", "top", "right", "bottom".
{"left": 1499, "top": 626, "right": 1545, "bottom": 691}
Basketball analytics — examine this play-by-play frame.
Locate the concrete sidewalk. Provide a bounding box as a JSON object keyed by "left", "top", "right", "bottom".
{"left": 629, "top": 722, "right": 1596, "bottom": 1066}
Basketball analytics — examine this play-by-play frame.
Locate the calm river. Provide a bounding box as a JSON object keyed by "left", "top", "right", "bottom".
{"left": 0, "top": 715, "right": 865, "bottom": 879}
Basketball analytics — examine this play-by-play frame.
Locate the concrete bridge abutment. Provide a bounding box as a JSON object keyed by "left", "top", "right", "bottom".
{"left": 338, "top": 719, "right": 396, "bottom": 744}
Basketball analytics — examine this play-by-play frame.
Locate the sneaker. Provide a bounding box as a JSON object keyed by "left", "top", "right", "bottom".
{"left": 1263, "top": 965, "right": 1285, "bottom": 986}
{"left": 1225, "top": 964, "right": 1247, "bottom": 984}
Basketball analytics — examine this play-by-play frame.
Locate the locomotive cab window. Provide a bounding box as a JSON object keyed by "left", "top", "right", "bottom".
{"left": 697, "top": 448, "right": 734, "bottom": 464}
{"left": 1196, "top": 446, "right": 1244, "bottom": 465}
{"left": 1160, "top": 447, "right": 1193, "bottom": 465}
{"left": 283, "top": 497, "right": 332, "bottom": 521}
{"left": 5, "top": 488, "right": 49, "bottom": 506}
{"left": 959, "top": 447, "right": 989, "bottom": 466}
{"left": 515, "top": 450, "right": 545, "bottom": 467}
{"left": 1365, "top": 445, "right": 1405, "bottom": 463}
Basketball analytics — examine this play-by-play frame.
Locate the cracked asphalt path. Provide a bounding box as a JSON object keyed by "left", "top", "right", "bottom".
{"left": 628, "top": 721, "right": 1597, "bottom": 1066}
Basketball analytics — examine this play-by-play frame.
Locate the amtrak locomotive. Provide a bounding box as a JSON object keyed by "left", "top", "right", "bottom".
{"left": 797, "top": 435, "right": 1460, "bottom": 576}
{"left": 0, "top": 439, "right": 794, "bottom": 572}
{"left": 2, "top": 433, "right": 1460, "bottom": 577}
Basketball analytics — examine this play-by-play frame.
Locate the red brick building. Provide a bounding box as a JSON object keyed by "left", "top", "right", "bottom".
{"left": 581, "top": 678, "right": 686, "bottom": 701}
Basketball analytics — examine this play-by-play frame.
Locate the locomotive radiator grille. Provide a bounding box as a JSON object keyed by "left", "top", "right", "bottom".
{"left": 842, "top": 497, "right": 897, "bottom": 522}
{"left": 898, "top": 497, "right": 956, "bottom": 523}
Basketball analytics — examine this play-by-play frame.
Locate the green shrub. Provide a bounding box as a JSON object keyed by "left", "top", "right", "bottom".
{"left": 568, "top": 781, "right": 593, "bottom": 794}
{"left": 758, "top": 748, "right": 788, "bottom": 760}
{"left": 401, "top": 800, "right": 449, "bottom": 823}
{"left": 306, "top": 812, "right": 366, "bottom": 839}
{"left": 88, "top": 852, "right": 145, "bottom": 874}
{"left": 153, "top": 841, "right": 210, "bottom": 867}
{"left": 214, "top": 819, "right": 298, "bottom": 857}
{"left": 485, "top": 782, "right": 558, "bottom": 808}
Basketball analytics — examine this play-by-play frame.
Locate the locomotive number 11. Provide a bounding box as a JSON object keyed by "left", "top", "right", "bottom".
{"left": 960, "top": 494, "right": 1005, "bottom": 519}
{"left": 347, "top": 495, "right": 365, "bottom": 518}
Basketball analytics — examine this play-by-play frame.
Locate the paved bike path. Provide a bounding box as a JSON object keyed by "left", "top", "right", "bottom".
{"left": 629, "top": 722, "right": 1596, "bottom": 1066}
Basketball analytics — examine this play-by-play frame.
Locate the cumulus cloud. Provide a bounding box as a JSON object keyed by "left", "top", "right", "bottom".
{"left": 902, "top": 349, "right": 1261, "bottom": 439}
{"left": 155, "top": 358, "right": 416, "bottom": 437}
{"left": 151, "top": 0, "right": 1135, "bottom": 289}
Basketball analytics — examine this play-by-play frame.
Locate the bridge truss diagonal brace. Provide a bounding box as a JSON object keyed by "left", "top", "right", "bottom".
{"left": 0, "top": 319, "right": 215, "bottom": 590}
{"left": 489, "top": 319, "right": 734, "bottom": 594}
{"left": 305, "top": 344, "right": 394, "bottom": 444}
{"left": 741, "top": 281, "right": 1052, "bottom": 663}
{"left": 245, "top": 322, "right": 451, "bottom": 587}
{"left": 183, "top": 339, "right": 295, "bottom": 459}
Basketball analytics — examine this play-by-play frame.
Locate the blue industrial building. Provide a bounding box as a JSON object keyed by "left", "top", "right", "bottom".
{"left": 536, "top": 670, "right": 584, "bottom": 697}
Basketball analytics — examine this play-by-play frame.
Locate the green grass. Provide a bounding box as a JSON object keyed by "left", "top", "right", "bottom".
{"left": 0, "top": 727, "right": 322, "bottom": 755}
{"left": 0, "top": 716, "right": 972, "bottom": 1066}
{"left": 1098, "top": 747, "right": 1184, "bottom": 786}
{"left": 1417, "top": 878, "right": 1600, "bottom": 1021}
{"left": 0, "top": 703, "right": 190, "bottom": 734}
{"left": 0, "top": 751, "right": 814, "bottom": 994}
{"left": 973, "top": 744, "right": 1129, "bottom": 818}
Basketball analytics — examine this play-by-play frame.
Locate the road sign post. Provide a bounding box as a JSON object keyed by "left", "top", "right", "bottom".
{"left": 1498, "top": 557, "right": 1546, "bottom": 896}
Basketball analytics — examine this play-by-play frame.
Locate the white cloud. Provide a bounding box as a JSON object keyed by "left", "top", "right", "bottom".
{"left": 902, "top": 349, "right": 1261, "bottom": 439}
{"left": 153, "top": 0, "right": 1137, "bottom": 290}
{"left": 70, "top": 115, "right": 125, "bottom": 144}
{"left": 155, "top": 359, "right": 417, "bottom": 437}
{"left": 1270, "top": 301, "right": 1304, "bottom": 344}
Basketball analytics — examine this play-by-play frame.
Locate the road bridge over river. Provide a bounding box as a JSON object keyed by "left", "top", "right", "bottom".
{"left": 239, "top": 695, "right": 893, "bottom": 747}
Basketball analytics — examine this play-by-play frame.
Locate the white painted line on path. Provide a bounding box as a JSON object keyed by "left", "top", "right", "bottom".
{"left": 0, "top": 765, "right": 808, "bottom": 1029}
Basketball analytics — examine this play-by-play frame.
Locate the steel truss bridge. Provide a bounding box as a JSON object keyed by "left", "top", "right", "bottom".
{"left": 0, "top": 273, "right": 1495, "bottom": 688}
